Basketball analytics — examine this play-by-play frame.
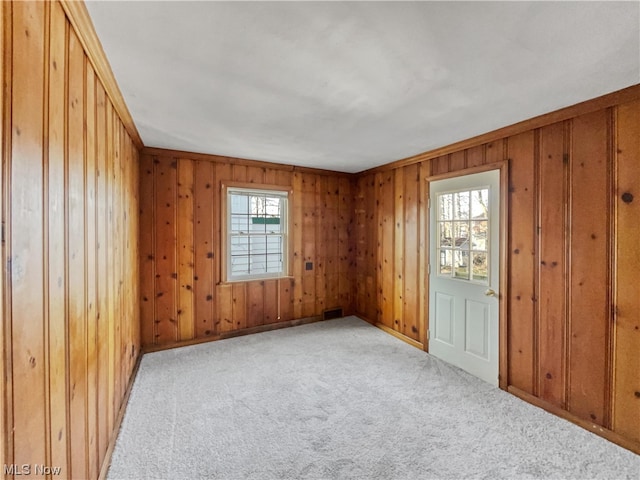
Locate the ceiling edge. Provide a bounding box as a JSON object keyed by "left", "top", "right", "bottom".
{"left": 60, "top": 0, "right": 144, "bottom": 150}
{"left": 361, "top": 83, "right": 640, "bottom": 176}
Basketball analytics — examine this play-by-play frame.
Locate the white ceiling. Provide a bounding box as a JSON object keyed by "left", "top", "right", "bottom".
{"left": 86, "top": 1, "right": 639, "bottom": 173}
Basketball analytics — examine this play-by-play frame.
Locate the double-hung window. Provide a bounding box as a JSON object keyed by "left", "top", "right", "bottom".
{"left": 225, "top": 185, "right": 289, "bottom": 282}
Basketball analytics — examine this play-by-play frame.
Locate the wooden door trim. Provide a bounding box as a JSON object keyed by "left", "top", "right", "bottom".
{"left": 425, "top": 160, "right": 509, "bottom": 390}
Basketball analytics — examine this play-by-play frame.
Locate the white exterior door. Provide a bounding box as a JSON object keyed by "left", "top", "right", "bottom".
{"left": 428, "top": 170, "right": 500, "bottom": 386}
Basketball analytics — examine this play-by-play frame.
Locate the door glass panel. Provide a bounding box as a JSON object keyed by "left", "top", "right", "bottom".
{"left": 437, "top": 187, "right": 490, "bottom": 284}
{"left": 471, "top": 189, "right": 489, "bottom": 219}
{"left": 439, "top": 193, "right": 453, "bottom": 221}
{"left": 439, "top": 222, "right": 452, "bottom": 247}
{"left": 439, "top": 249, "right": 452, "bottom": 275}
{"left": 471, "top": 220, "right": 488, "bottom": 250}
{"left": 454, "top": 191, "right": 470, "bottom": 219}
{"left": 454, "top": 250, "right": 470, "bottom": 279}
{"left": 472, "top": 252, "right": 488, "bottom": 282}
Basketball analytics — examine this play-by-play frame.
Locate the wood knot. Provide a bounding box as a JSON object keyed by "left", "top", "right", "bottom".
{"left": 29, "top": 356, "right": 36, "bottom": 368}
{"left": 621, "top": 192, "right": 633, "bottom": 204}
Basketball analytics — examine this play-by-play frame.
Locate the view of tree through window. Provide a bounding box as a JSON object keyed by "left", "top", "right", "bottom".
{"left": 437, "top": 188, "right": 489, "bottom": 283}
{"left": 228, "top": 189, "right": 287, "bottom": 280}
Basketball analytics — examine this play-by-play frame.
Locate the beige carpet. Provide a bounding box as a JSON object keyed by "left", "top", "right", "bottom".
{"left": 107, "top": 316, "right": 639, "bottom": 479}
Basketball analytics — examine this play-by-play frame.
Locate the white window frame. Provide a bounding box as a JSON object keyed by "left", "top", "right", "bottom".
{"left": 223, "top": 184, "right": 290, "bottom": 282}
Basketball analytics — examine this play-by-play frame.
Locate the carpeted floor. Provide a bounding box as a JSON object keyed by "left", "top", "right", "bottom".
{"left": 107, "top": 316, "right": 639, "bottom": 480}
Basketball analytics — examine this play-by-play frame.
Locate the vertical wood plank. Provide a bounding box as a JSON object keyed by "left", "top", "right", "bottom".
{"left": 154, "top": 157, "right": 178, "bottom": 344}
{"left": 95, "top": 83, "right": 109, "bottom": 467}
{"left": 302, "top": 174, "right": 316, "bottom": 317}
{"left": 10, "top": 0, "right": 47, "bottom": 468}
{"left": 217, "top": 284, "right": 233, "bottom": 332}
{"left": 177, "top": 159, "right": 194, "bottom": 341}
{"left": 612, "top": 100, "right": 640, "bottom": 442}
{"left": 467, "top": 146, "right": 484, "bottom": 168}
{"left": 507, "top": 131, "right": 536, "bottom": 394}
{"left": 569, "top": 110, "right": 610, "bottom": 426}
{"left": 486, "top": 139, "right": 504, "bottom": 164}
{"left": 264, "top": 280, "right": 278, "bottom": 324}
{"left": 430, "top": 155, "right": 450, "bottom": 175}
{"left": 85, "top": 62, "right": 99, "bottom": 480}
{"left": 403, "top": 164, "right": 419, "bottom": 340}
{"left": 138, "top": 154, "right": 155, "bottom": 347}
{"left": 47, "top": 3, "right": 68, "bottom": 474}
{"left": 393, "top": 168, "right": 404, "bottom": 332}
{"left": 67, "top": 28, "right": 88, "bottom": 480}
{"left": 231, "top": 283, "right": 247, "bottom": 330}
{"left": 338, "top": 177, "right": 352, "bottom": 311}
{"left": 537, "top": 122, "right": 567, "bottom": 407}
{"left": 194, "top": 161, "right": 214, "bottom": 337}
{"left": 248, "top": 281, "right": 264, "bottom": 327}
{"left": 449, "top": 150, "right": 466, "bottom": 172}
{"left": 380, "top": 172, "right": 394, "bottom": 327}
{"left": 292, "top": 172, "right": 303, "bottom": 318}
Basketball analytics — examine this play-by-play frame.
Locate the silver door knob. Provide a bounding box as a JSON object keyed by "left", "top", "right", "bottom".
{"left": 485, "top": 289, "right": 497, "bottom": 297}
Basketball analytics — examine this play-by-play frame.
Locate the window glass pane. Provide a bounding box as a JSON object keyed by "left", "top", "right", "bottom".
{"left": 438, "top": 193, "right": 453, "bottom": 221}
{"left": 228, "top": 189, "right": 287, "bottom": 280}
{"left": 230, "top": 255, "right": 250, "bottom": 276}
{"left": 439, "top": 248, "right": 452, "bottom": 276}
{"left": 453, "top": 221, "right": 469, "bottom": 249}
{"left": 472, "top": 252, "right": 488, "bottom": 283}
{"left": 471, "top": 220, "right": 488, "bottom": 251}
{"left": 439, "top": 222, "right": 452, "bottom": 247}
{"left": 471, "top": 189, "right": 489, "bottom": 219}
{"left": 230, "top": 194, "right": 249, "bottom": 214}
{"left": 453, "top": 250, "right": 469, "bottom": 280}
{"left": 454, "top": 191, "right": 470, "bottom": 220}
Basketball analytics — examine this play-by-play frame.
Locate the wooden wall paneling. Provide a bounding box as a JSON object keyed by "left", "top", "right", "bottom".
{"left": 246, "top": 165, "right": 264, "bottom": 184}
{"left": 217, "top": 284, "right": 233, "bottom": 332}
{"left": 375, "top": 172, "right": 384, "bottom": 324}
{"left": 393, "top": 168, "right": 404, "bottom": 332}
{"left": 85, "top": 61, "right": 99, "bottom": 480}
{"left": 247, "top": 281, "right": 264, "bottom": 327}
{"left": 467, "top": 145, "right": 484, "bottom": 168}
{"left": 380, "top": 172, "right": 394, "bottom": 327}
{"left": 338, "top": 176, "right": 352, "bottom": 311}
{"left": 105, "top": 99, "right": 115, "bottom": 437}
{"left": 417, "top": 162, "right": 428, "bottom": 348}
{"left": 353, "top": 176, "right": 365, "bottom": 313}
{"left": 325, "top": 175, "right": 339, "bottom": 309}
{"left": 0, "top": 1, "right": 6, "bottom": 471}
{"left": 177, "top": 158, "right": 194, "bottom": 341}
{"left": 403, "top": 164, "right": 419, "bottom": 340}
{"left": 138, "top": 154, "right": 155, "bottom": 346}
{"left": 314, "top": 175, "right": 326, "bottom": 313}
{"left": 194, "top": 160, "right": 214, "bottom": 337}
{"left": 506, "top": 131, "right": 536, "bottom": 393}
{"left": 537, "top": 122, "right": 567, "bottom": 407}
{"left": 95, "top": 84, "right": 109, "bottom": 466}
{"left": 568, "top": 109, "right": 611, "bottom": 426}
{"left": 10, "top": 0, "right": 47, "bottom": 468}
{"left": 485, "top": 139, "right": 504, "bottom": 164}
{"left": 278, "top": 278, "right": 292, "bottom": 323}
{"left": 232, "top": 282, "right": 247, "bottom": 330}
{"left": 612, "top": 100, "right": 640, "bottom": 442}
{"left": 68, "top": 27, "right": 89, "bottom": 479}
{"left": 449, "top": 150, "right": 466, "bottom": 172}
{"left": 301, "top": 173, "right": 316, "bottom": 317}
{"left": 264, "top": 280, "right": 278, "bottom": 324}
{"left": 154, "top": 156, "right": 178, "bottom": 344}
{"left": 366, "top": 175, "right": 378, "bottom": 322}
{"left": 113, "top": 116, "right": 123, "bottom": 406}
{"left": 47, "top": 2, "right": 69, "bottom": 474}
{"left": 431, "top": 154, "right": 450, "bottom": 176}
{"left": 292, "top": 172, "right": 303, "bottom": 319}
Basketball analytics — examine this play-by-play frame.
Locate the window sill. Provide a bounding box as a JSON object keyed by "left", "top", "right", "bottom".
{"left": 218, "top": 276, "right": 294, "bottom": 286}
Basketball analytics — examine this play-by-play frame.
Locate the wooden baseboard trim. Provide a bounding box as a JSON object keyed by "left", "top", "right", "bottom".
{"left": 353, "top": 314, "right": 424, "bottom": 350}
{"left": 143, "top": 315, "right": 324, "bottom": 353}
{"left": 98, "top": 352, "right": 144, "bottom": 480}
{"left": 507, "top": 386, "right": 640, "bottom": 455}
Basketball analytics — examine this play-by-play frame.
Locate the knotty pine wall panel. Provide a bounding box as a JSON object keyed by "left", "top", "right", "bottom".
{"left": 353, "top": 98, "right": 640, "bottom": 451}
{"left": 1, "top": 2, "right": 140, "bottom": 477}
{"left": 139, "top": 150, "right": 354, "bottom": 349}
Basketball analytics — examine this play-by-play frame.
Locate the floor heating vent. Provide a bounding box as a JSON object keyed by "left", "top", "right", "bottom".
{"left": 323, "top": 308, "right": 343, "bottom": 320}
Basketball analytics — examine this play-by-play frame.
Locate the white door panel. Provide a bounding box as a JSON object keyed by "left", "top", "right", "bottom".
{"left": 429, "top": 170, "right": 499, "bottom": 385}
